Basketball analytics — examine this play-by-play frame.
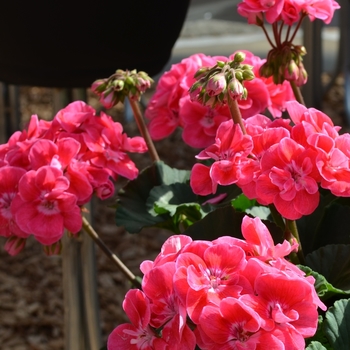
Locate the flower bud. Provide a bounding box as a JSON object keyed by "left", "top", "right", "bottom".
{"left": 233, "top": 52, "right": 246, "bottom": 63}
{"left": 284, "top": 60, "right": 299, "bottom": 81}
{"left": 43, "top": 241, "right": 62, "bottom": 256}
{"left": 242, "top": 69, "right": 255, "bottom": 81}
{"left": 91, "top": 79, "right": 108, "bottom": 94}
{"left": 227, "top": 78, "right": 244, "bottom": 100}
{"left": 296, "top": 63, "right": 308, "bottom": 86}
{"left": 4, "top": 236, "right": 26, "bottom": 256}
{"left": 206, "top": 73, "right": 227, "bottom": 97}
{"left": 194, "top": 66, "right": 211, "bottom": 79}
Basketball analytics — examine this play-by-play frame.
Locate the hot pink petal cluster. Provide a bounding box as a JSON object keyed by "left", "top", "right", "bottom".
{"left": 237, "top": 0, "right": 340, "bottom": 25}
{"left": 108, "top": 216, "right": 325, "bottom": 350}
{"left": 190, "top": 101, "right": 346, "bottom": 220}
{"left": 0, "top": 101, "right": 147, "bottom": 254}
{"left": 146, "top": 51, "right": 295, "bottom": 149}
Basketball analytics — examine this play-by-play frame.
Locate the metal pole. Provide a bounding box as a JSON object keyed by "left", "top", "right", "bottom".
{"left": 54, "top": 88, "right": 102, "bottom": 350}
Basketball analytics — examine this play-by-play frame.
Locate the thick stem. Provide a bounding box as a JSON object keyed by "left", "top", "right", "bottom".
{"left": 285, "top": 219, "right": 305, "bottom": 265}
{"left": 227, "top": 97, "right": 247, "bottom": 135}
{"left": 82, "top": 216, "right": 142, "bottom": 289}
{"left": 290, "top": 80, "right": 306, "bottom": 106}
{"left": 128, "top": 97, "right": 160, "bottom": 162}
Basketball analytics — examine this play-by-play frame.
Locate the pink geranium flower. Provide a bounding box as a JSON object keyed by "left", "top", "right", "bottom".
{"left": 107, "top": 289, "right": 168, "bottom": 350}
{"left": 240, "top": 273, "right": 321, "bottom": 349}
{"left": 179, "top": 96, "right": 231, "bottom": 148}
{"left": 11, "top": 166, "right": 82, "bottom": 245}
{"left": 142, "top": 262, "right": 196, "bottom": 349}
{"left": 174, "top": 243, "right": 251, "bottom": 324}
{"left": 256, "top": 137, "right": 320, "bottom": 220}
{"left": 0, "top": 166, "right": 28, "bottom": 238}
{"left": 196, "top": 297, "right": 284, "bottom": 350}
{"left": 190, "top": 120, "right": 254, "bottom": 195}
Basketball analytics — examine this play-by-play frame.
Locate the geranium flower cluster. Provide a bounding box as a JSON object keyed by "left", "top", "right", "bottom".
{"left": 237, "top": 0, "right": 340, "bottom": 86}
{"left": 107, "top": 215, "right": 325, "bottom": 350}
{"left": 145, "top": 51, "right": 294, "bottom": 149}
{"left": 190, "top": 100, "right": 346, "bottom": 220}
{"left": 237, "top": 0, "right": 340, "bottom": 26}
{"left": 0, "top": 101, "right": 147, "bottom": 254}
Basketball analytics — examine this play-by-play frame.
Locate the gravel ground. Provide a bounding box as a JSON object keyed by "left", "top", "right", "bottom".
{"left": 0, "top": 73, "right": 346, "bottom": 349}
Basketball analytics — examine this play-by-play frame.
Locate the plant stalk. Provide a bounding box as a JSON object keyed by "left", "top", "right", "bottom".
{"left": 290, "top": 80, "right": 306, "bottom": 106}
{"left": 128, "top": 97, "right": 160, "bottom": 162}
{"left": 227, "top": 97, "right": 247, "bottom": 134}
{"left": 82, "top": 216, "right": 142, "bottom": 289}
{"left": 285, "top": 219, "right": 305, "bottom": 265}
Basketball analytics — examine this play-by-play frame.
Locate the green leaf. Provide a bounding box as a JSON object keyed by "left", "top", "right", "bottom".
{"left": 324, "top": 298, "right": 350, "bottom": 349}
{"left": 183, "top": 206, "right": 246, "bottom": 241}
{"left": 297, "top": 192, "right": 350, "bottom": 255}
{"left": 305, "top": 245, "right": 350, "bottom": 292}
{"left": 148, "top": 183, "right": 199, "bottom": 216}
{"left": 115, "top": 161, "right": 190, "bottom": 233}
{"left": 231, "top": 193, "right": 256, "bottom": 211}
{"left": 305, "top": 341, "right": 328, "bottom": 350}
{"left": 298, "top": 265, "right": 349, "bottom": 301}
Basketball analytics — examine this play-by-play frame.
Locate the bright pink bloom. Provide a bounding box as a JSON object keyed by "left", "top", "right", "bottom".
{"left": 142, "top": 262, "right": 196, "bottom": 349}
{"left": 85, "top": 112, "right": 146, "bottom": 180}
{"left": 11, "top": 166, "right": 82, "bottom": 245}
{"left": 190, "top": 120, "right": 254, "bottom": 195}
{"left": 107, "top": 289, "right": 168, "bottom": 350}
{"left": 295, "top": 0, "right": 340, "bottom": 24}
{"left": 197, "top": 298, "right": 284, "bottom": 350}
{"left": 237, "top": 78, "right": 270, "bottom": 119}
{"left": 241, "top": 216, "right": 298, "bottom": 260}
{"left": 180, "top": 96, "right": 231, "bottom": 148}
{"left": 54, "top": 101, "right": 95, "bottom": 133}
{"left": 0, "top": 166, "right": 28, "bottom": 238}
{"left": 280, "top": 0, "right": 302, "bottom": 25}
{"left": 287, "top": 101, "right": 340, "bottom": 147}
{"left": 241, "top": 273, "right": 320, "bottom": 348}
{"left": 256, "top": 137, "right": 320, "bottom": 219}
{"left": 237, "top": 0, "right": 285, "bottom": 24}
{"left": 145, "top": 53, "right": 226, "bottom": 141}
{"left": 174, "top": 243, "right": 251, "bottom": 324}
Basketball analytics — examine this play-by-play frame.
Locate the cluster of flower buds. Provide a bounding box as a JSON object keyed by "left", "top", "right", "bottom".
{"left": 91, "top": 69, "right": 154, "bottom": 109}
{"left": 189, "top": 52, "right": 255, "bottom": 108}
{"left": 260, "top": 44, "right": 308, "bottom": 86}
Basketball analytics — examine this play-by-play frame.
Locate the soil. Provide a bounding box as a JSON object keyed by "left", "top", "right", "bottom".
{"left": 0, "top": 73, "right": 346, "bottom": 350}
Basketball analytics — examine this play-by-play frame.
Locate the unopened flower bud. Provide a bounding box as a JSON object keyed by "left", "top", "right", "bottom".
{"left": 91, "top": 79, "right": 108, "bottom": 93}
{"left": 296, "top": 63, "right": 308, "bottom": 86}
{"left": 43, "top": 241, "right": 62, "bottom": 256}
{"left": 194, "top": 66, "right": 211, "bottom": 79}
{"left": 101, "top": 88, "right": 118, "bottom": 109}
{"left": 242, "top": 69, "right": 255, "bottom": 81}
{"left": 233, "top": 52, "right": 246, "bottom": 63}
{"left": 206, "top": 73, "right": 227, "bottom": 97}
{"left": 227, "top": 78, "right": 244, "bottom": 100}
{"left": 4, "top": 236, "right": 26, "bottom": 256}
{"left": 113, "top": 79, "right": 125, "bottom": 91}
{"left": 284, "top": 60, "right": 299, "bottom": 81}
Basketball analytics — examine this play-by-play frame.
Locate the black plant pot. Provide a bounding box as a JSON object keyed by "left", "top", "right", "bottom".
{"left": 0, "top": 0, "right": 190, "bottom": 87}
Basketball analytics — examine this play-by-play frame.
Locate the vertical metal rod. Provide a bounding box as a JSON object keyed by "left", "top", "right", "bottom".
{"left": 54, "top": 88, "right": 101, "bottom": 350}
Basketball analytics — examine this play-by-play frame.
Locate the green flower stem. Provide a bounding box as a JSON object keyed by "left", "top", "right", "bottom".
{"left": 269, "top": 204, "right": 286, "bottom": 233}
{"left": 82, "top": 216, "right": 142, "bottom": 289}
{"left": 227, "top": 97, "right": 247, "bottom": 135}
{"left": 290, "top": 80, "right": 306, "bottom": 106}
{"left": 128, "top": 97, "right": 160, "bottom": 162}
{"left": 285, "top": 219, "right": 305, "bottom": 265}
